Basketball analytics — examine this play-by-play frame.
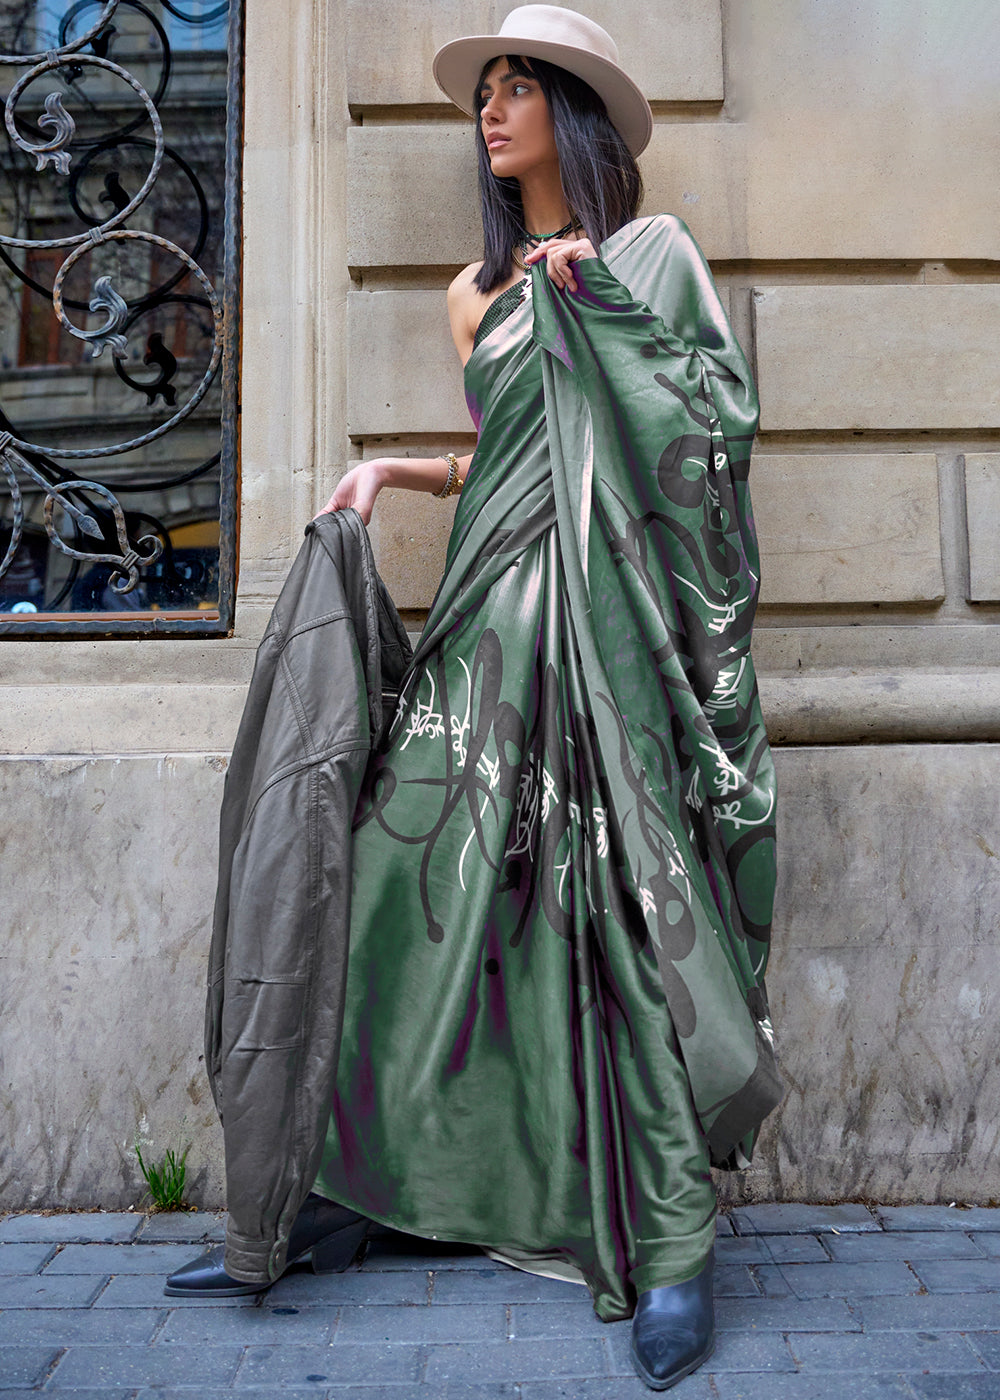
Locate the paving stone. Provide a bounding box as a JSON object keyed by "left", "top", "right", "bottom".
{"left": 0, "top": 1274, "right": 107, "bottom": 1308}
{"left": 361, "top": 1391, "right": 523, "bottom": 1400}
{"left": 0, "top": 1392, "right": 133, "bottom": 1399}
{"left": 0, "top": 1348, "right": 61, "bottom": 1387}
{"left": 94, "top": 1273, "right": 258, "bottom": 1307}
{"left": 702, "top": 1328, "right": 801, "bottom": 1374}
{"left": 339, "top": 1388, "right": 522, "bottom": 1400}
{"left": 909, "top": 1379, "right": 1000, "bottom": 1400}
{"left": 751, "top": 1265, "right": 793, "bottom": 1299}
{"left": 763, "top": 1235, "right": 831, "bottom": 1264}
{"left": 716, "top": 1296, "right": 861, "bottom": 1332}
{"left": 852, "top": 1294, "right": 1000, "bottom": 1331}
{"left": 508, "top": 1301, "right": 612, "bottom": 1340}
{"left": 712, "top": 1376, "right": 916, "bottom": 1399}
{"left": 716, "top": 1215, "right": 736, "bottom": 1236}
{"left": 521, "top": 1382, "right": 714, "bottom": 1400}
{"left": 133, "top": 1393, "right": 325, "bottom": 1400}
{"left": 334, "top": 1301, "right": 505, "bottom": 1344}
{"left": 266, "top": 1268, "right": 430, "bottom": 1307}
{"left": 715, "top": 1236, "right": 772, "bottom": 1264}
{"left": 965, "top": 1332, "right": 1000, "bottom": 1369}
{"left": 43, "top": 1242, "right": 200, "bottom": 1275}
{"left": 0, "top": 1214, "right": 143, "bottom": 1244}
{"left": 0, "top": 1243, "right": 56, "bottom": 1274}
{"left": 237, "top": 1341, "right": 423, "bottom": 1385}
{"left": 47, "top": 1343, "right": 242, "bottom": 1388}
{"left": 136, "top": 1212, "right": 226, "bottom": 1243}
{"left": 424, "top": 1338, "right": 607, "bottom": 1383}
{"left": 788, "top": 1330, "right": 984, "bottom": 1372}
{"left": 3, "top": 1204, "right": 995, "bottom": 1400}
{"left": 715, "top": 1264, "right": 762, "bottom": 1297}
{"left": 877, "top": 1207, "right": 1000, "bottom": 1233}
{"left": 430, "top": 1268, "right": 587, "bottom": 1306}
{"left": 824, "top": 1231, "right": 986, "bottom": 1263}
{"left": 158, "top": 1303, "right": 336, "bottom": 1344}
{"left": 0, "top": 1306, "right": 163, "bottom": 1345}
{"left": 755, "top": 1261, "right": 922, "bottom": 1299}
{"left": 605, "top": 1321, "right": 796, "bottom": 1375}
{"left": 910, "top": 1259, "right": 1000, "bottom": 1293}
{"left": 732, "top": 1204, "right": 880, "bottom": 1235}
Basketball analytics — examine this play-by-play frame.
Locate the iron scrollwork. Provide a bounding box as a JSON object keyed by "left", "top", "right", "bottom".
{"left": 0, "top": 0, "right": 238, "bottom": 625}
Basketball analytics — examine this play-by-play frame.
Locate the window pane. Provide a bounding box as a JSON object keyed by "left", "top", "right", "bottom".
{"left": 162, "top": 1, "right": 229, "bottom": 53}
{"left": 0, "top": 0, "right": 240, "bottom": 633}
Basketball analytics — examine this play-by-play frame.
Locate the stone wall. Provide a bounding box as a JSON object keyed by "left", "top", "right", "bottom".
{"left": 1, "top": 0, "right": 998, "bottom": 1210}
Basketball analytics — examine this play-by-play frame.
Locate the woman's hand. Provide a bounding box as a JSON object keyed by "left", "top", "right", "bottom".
{"left": 523, "top": 235, "right": 598, "bottom": 293}
{"left": 315, "top": 460, "right": 387, "bottom": 526}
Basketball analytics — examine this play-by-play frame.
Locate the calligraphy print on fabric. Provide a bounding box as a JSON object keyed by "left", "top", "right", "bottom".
{"left": 315, "top": 214, "right": 782, "bottom": 1321}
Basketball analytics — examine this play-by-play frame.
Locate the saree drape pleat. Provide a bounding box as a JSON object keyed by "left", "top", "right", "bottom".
{"left": 315, "top": 214, "right": 782, "bottom": 1321}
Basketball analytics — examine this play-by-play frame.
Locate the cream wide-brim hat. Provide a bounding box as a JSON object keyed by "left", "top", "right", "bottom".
{"left": 432, "top": 4, "right": 653, "bottom": 158}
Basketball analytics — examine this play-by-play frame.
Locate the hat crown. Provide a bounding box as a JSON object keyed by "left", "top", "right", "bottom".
{"left": 496, "top": 5, "right": 619, "bottom": 66}
{"left": 431, "top": 4, "right": 651, "bottom": 156}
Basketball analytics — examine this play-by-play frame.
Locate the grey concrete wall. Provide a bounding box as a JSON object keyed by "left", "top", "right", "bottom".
{"left": 0, "top": 756, "right": 227, "bottom": 1210}
{"left": 3, "top": 744, "right": 997, "bottom": 1210}
{"left": 730, "top": 745, "right": 1000, "bottom": 1207}
{"left": 1, "top": 0, "right": 999, "bottom": 1209}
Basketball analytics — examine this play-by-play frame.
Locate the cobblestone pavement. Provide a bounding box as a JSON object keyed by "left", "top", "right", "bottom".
{"left": 0, "top": 1204, "right": 998, "bottom": 1397}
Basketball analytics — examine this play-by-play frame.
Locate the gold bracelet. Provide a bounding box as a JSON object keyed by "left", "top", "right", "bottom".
{"left": 436, "top": 452, "right": 464, "bottom": 499}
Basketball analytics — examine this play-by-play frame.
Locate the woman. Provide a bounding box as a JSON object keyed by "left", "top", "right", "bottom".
{"left": 170, "top": 6, "right": 781, "bottom": 1391}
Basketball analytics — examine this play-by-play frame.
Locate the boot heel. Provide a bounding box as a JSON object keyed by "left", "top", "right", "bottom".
{"left": 311, "top": 1219, "right": 368, "bottom": 1274}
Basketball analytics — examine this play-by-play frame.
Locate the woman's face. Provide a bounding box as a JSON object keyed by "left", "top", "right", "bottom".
{"left": 477, "top": 56, "right": 558, "bottom": 179}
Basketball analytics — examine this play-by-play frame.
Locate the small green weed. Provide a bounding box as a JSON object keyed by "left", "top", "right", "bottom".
{"left": 135, "top": 1144, "right": 189, "bottom": 1211}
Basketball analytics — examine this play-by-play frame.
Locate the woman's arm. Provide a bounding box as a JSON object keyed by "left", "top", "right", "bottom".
{"left": 318, "top": 261, "right": 488, "bottom": 523}
{"left": 316, "top": 454, "right": 474, "bottom": 526}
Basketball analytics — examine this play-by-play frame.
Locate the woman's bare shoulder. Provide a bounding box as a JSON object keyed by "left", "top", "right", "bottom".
{"left": 448, "top": 260, "right": 486, "bottom": 312}
{"left": 447, "top": 258, "right": 524, "bottom": 362}
{"left": 447, "top": 261, "right": 485, "bottom": 361}
{"left": 448, "top": 260, "right": 484, "bottom": 301}
{"left": 450, "top": 259, "right": 484, "bottom": 283}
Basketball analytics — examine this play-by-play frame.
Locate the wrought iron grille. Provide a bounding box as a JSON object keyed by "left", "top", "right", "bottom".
{"left": 0, "top": 0, "right": 241, "bottom": 635}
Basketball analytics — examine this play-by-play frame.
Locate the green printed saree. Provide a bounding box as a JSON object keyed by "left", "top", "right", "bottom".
{"left": 315, "top": 213, "right": 782, "bottom": 1321}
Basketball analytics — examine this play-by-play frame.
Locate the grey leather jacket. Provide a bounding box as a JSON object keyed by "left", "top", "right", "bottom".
{"left": 204, "top": 508, "right": 412, "bottom": 1282}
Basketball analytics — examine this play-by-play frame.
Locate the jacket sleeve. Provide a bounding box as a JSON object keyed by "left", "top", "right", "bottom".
{"left": 202, "top": 512, "right": 414, "bottom": 1285}
{"left": 204, "top": 616, "right": 286, "bottom": 1123}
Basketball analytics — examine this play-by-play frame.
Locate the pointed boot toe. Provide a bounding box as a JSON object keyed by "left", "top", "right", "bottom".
{"left": 164, "top": 1244, "right": 266, "bottom": 1298}
{"left": 630, "top": 1250, "right": 715, "bottom": 1391}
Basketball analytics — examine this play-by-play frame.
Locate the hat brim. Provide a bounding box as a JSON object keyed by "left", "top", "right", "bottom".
{"left": 432, "top": 35, "right": 652, "bottom": 158}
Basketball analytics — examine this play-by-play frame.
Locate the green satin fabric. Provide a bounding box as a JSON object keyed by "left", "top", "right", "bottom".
{"left": 314, "top": 215, "right": 780, "bottom": 1321}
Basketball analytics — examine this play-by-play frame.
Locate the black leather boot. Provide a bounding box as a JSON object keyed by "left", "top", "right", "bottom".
{"left": 629, "top": 1249, "right": 715, "bottom": 1391}
{"left": 164, "top": 1194, "right": 369, "bottom": 1297}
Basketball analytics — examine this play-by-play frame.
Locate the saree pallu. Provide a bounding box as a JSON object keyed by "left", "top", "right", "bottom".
{"left": 315, "top": 214, "right": 782, "bottom": 1321}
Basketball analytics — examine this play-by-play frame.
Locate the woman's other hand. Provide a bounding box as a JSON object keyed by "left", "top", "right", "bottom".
{"left": 315, "top": 461, "right": 387, "bottom": 526}
{"left": 523, "top": 235, "right": 598, "bottom": 293}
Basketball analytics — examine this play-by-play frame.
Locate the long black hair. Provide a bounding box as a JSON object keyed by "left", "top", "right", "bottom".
{"left": 472, "top": 53, "right": 644, "bottom": 294}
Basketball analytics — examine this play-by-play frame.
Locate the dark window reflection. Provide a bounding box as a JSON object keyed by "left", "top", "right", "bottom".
{"left": 0, "top": 0, "right": 238, "bottom": 628}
